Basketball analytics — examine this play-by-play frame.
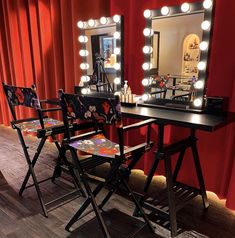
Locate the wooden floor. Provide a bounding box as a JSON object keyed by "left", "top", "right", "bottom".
{"left": 0, "top": 125, "right": 235, "bottom": 238}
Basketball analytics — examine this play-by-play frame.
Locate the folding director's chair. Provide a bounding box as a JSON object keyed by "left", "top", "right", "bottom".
{"left": 2, "top": 83, "right": 85, "bottom": 217}
{"left": 60, "top": 92, "right": 157, "bottom": 237}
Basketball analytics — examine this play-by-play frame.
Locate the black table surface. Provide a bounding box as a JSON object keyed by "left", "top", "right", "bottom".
{"left": 121, "top": 105, "right": 235, "bottom": 132}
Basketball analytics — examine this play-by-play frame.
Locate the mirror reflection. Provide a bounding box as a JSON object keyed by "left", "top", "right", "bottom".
{"left": 77, "top": 15, "right": 123, "bottom": 93}
{"left": 142, "top": 1, "right": 214, "bottom": 111}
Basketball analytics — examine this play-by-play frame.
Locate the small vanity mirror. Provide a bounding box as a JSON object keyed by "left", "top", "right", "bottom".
{"left": 141, "top": 0, "right": 214, "bottom": 111}
{"left": 77, "top": 15, "right": 123, "bottom": 94}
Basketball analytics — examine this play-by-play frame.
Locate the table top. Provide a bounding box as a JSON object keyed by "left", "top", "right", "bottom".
{"left": 121, "top": 105, "right": 235, "bottom": 132}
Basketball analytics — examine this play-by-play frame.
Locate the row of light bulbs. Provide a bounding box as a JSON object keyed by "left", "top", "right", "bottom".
{"left": 142, "top": 0, "right": 213, "bottom": 107}
{"left": 77, "top": 15, "right": 122, "bottom": 86}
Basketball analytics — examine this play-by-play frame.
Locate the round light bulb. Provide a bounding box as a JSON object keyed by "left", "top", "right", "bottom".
{"left": 142, "top": 62, "right": 152, "bottom": 70}
{"left": 201, "top": 20, "right": 211, "bottom": 30}
{"left": 79, "top": 50, "right": 89, "bottom": 57}
{"left": 80, "top": 63, "right": 89, "bottom": 70}
{"left": 161, "top": 6, "right": 170, "bottom": 16}
{"left": 114, "top": 77, "right": 121, "bottom": 84}
{"left": 203, "top": 0, "right": 213, "bottom": 9}
{"left": 100, "top": 17, "right": 108, "bottom": 25}
{"left": 181, "top": 3, "right": 190, "bottom": 13}
{"left": 194, "top": 80, "right": 204, "bottom": 89}
{"left": 143, "top": 9, "right": 152, "bottom": 18}
{"left": 113, "top": 31, "right": 121, "bottom": 39}
{"left": 78, "top": 35, "right": 88, "bottom": 43}
{"left": 199, "top": 41, "right": 209, "bottom": 51}
{"left": 81, "top": 75, "right": 90, "bottom": 82}
{"left": 113, "top": 63, "right": 121, "bottom": 70}
{"left": 77, "top": 21, "right": 85, "bottom": 29}
{"left": 142, "top": 78, "right": 149, "bottom": 86}
{"left": 88, "top": 19, "right": 95, "bottom": 27}
{"left": 114, "top": 48, "right": 121, "bottom": 55}
{"left": 143, "top": 28, "right": 153, "bottom": 37}
{"left": 197, "top": 61, "right": 206, "bottom": 70}
{"left": 81, "top": 88, "right": 90, "bottom": 95}
{"left": 143, "top": 46, "right": 153, "bottom": 54}
{"left": 142, "top": 94, "right": 150, "bottom": 101}
{"left": 113, "top": 15, "right": 121, "bottom": 23}
{"left": 193, "top": 98, "right": 202, "bottom": 107}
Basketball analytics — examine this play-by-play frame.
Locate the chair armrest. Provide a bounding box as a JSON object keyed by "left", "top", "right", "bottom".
{"left": 123, "top": 118, "right": 157, "bottom": 132}
{"left": 40, "top": 107, "right": 61, "bottom": 113}
{"left": 10, "top": 116, "right": 48, "bottom": 127}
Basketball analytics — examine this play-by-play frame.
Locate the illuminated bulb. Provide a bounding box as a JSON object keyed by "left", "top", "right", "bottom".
{"left": 114, "top": 77, "right": 121, "bottom": 84}
{"left": 77, "top": 21, "right": 85, "bottom": 29}
{"left": 81, "top": 75, "right": 90, "bottom": 82}
{"left": 143, "top": 28, "right": 154, "bottom": 37}
{"left": 113, "top": 63, "right": 121, "bottom": 70}
{"left": 100, "top": 17, "right": 108, "bottom": 25}
{"left": 142, "top": 62, "right": 152, "bottom": 70}
{"left": 199, "top": 41, "right": 209, "bottom": 51}
{"left": 143, "top": 46, "right": 153, "bottom": 54}
{"left": 142, "top": 94, "right": 150, "bottom": 101}
{"left": 143, "top": 9, "right": 152, "bottom": 18}
{"left": 194, "top": 80, "right": 204, "bottom": 89}
{"left": 81, "top": 88, "right": 90, "bottom": 95}
{"left": 142, "top": 78, "right": 149, "bottom": 86}
{"left": 113, "top": 15, "right": 121, "bottom": 23}
{"left": 114, "top": 48, "right": 121, "bottom": 55}
{"left": 79, "top": 50, "right": 89, "bottom": 57}
{"left": 88, "top": 19, "right": 95, "bottom": 27}
{"left": 203, "top": 0, "right": 213, "bottom": 9}
{"left": 181, "top": 3, "right": 190, "bottom": 12}
{"left": 80, "top": 63, "right": 89, "bottom": 70}
{"left": 201, "top": 20, "right": 211, "bottom": 30}
{"left": 161, "top": 6, "right": 170, "bottom": 16}
{"left": 197, "top": 61, "right": 206, "bottom": 70}
{"left": 193, "top": 98, "right": 202, "bottom": 107}
{"left": 78, "top": 35, "right": 88, "bottom": 43}
{"left": 113, "top": 31, "right": 121, "bottom": 39}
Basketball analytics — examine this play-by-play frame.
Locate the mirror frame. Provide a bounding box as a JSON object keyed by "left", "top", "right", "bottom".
{"left": 77, "top": 15, "right": 124, "bottom": 94}
{"left": 141, "top": 0, "right": 215, "bottom": 111}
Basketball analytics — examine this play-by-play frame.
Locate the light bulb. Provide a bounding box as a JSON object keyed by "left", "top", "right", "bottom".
{"left": 142, "top": 94, "right": 150, "bottom": 101}
{"left": 193, "top": 98, "right": 202, "bottom": 107}
{"left": 79, "top": 50, "right": 89, "bottom": 57}
{"left": 181, "top": 3, "right": 190, "bottom": 13}
{"left": 100, "top": 17, "right": 108, "bottom": 25}
{"left": 78, "top": 35, "right": 88, "bottom": 43}
{"left": 194, "top": 80, "right": 204, "bottom": 89}
{"left": 197, "top": 61, "right": 206, "bottom": 70}
{"left": 113, "top": 15, "right": 121, "bottom": 23}
{"left": 77, "top": 21, "right": 85, "bottom": 29}
{"left": 143, "top": 9, "right": 152, "bottom": 18}
{"left": 114, "top": 48, "right": 121, "bottom": 55}
{"left": 81, "top": 88, "right": 90, "bottom": 95}
{"left": 161, "top": 6, "right": 170, "bottom": 16}
{"left": 199, "top": 41, "right": 208, "bottom": 51}
{"left": 143, "top": 46, "right": 153, "bottom": 54}
{"left": 142, "top": 78, "right": 149, "bottom": 86}
{"left": 143, "top": 28, "right": 153, "bottom": 37}
{"left": 80, "top": 63, "right": 89, "bottom": 70}
{"left": 203, "top": 0, "right": 213, "bottom": 9}
{"left": 113, "top": 63, "right": 120, "bottom": 70}
{"left": 113, "top": 31, "right": 121, "bottom": 39}
{"left": 81, "top": 75, "right": 90, "bottom": 82}
{"left": 114, "top": 77, "right": 121, "bottom": 84}
{"left": 201, "top": 20, "right": 211, "bottom": 30}
{"left": 88, "top": 19, "right": 95, "bottom": 27}
{"left": 142, "top": 62, "right": 152, "bottom": 70}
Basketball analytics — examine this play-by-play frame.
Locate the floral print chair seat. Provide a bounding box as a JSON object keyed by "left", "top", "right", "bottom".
{"left": 61, "top": 92, "right": 157, "bottom": 237}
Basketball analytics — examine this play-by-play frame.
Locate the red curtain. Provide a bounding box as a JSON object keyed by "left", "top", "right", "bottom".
{"left": 1, "top": 0, "right": 235, "bottom": 210}
{"left": 110, "top": 0, "right": 235, "bottom": 210}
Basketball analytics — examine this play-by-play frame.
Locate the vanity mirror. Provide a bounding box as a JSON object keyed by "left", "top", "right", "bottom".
{"left": 77, "top": 15, "right": 123, "bottom": 94}
{"left": 141, "top": 0, "right": 214, "bottom": 111}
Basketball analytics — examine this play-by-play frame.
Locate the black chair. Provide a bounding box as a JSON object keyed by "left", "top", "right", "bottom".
{"left": 60, "top": 92, "right": 157, "bottom": 237}
{"left": 2, "top": 83, "right": 85, "bottom": 217}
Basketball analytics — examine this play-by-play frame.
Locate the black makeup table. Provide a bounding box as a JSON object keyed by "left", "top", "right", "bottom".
{"left": 121, "top": 105, "right": 235, "bottom": 237}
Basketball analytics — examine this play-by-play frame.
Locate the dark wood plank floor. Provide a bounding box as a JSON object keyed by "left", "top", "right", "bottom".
{"left": 0, "top": 125, "right": 235, "bottom": 238}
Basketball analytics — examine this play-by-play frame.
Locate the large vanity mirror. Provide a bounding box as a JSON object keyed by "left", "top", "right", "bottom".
{"left": 141, "top": 0, "right": 214, "bottom": 111}
{"left": 77, "top": 15, "right": 123, "bottom": 94}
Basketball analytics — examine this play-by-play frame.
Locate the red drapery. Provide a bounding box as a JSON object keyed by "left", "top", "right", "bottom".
{"left": 1, "top": 0, "right": 235, "bottom": 210}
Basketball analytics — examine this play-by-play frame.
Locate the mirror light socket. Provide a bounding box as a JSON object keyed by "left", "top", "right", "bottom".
{"left": 113, "top": 15, "right": 121, "bottom": 23}
{"left": 143, "top": 28, "right": 154, "bottom": 37}
{"left": 113, "top": 31, "right": 121, "bottom": 39}
{"left": 80, "top": 63, "right": 89, "bottom": 70}
{"left": 161, "top": 6, "right": 170, "bottom": 16}
{"left": 201, "top": 20, "right": 211, "bottom": 30}
{"left": 79, "top": 50, "right": 89, "bottom": 57}
{"left": 143, "top": 46, "right": 153, "bottom": 54}
{"left": 142, "top": 62, "right": 152, "bottom": 70}
{"left": 199, "top": 41, "right": 208, "bottom": 51}
{"left": 100, "top": 17, "right": 108, "bottom": 25}
{"left": 181, "top": 3, "right": 190, "bottom": 13}
{"left": 88, "top": 19, "right": 95, "bottom": 27}
{"left": 114, "top": 77, "right": 121, "bottom": 84}
{"left": 194, "top": 80, "right": 204, "bottom": 89}
{"left": 81, "top": 75, "right": 90, "bottom": 82}
{"left": 142, "top": 78, "right": 149, "bottom": 86}
{"left": 78, "top": 35, "right": 88, "bottom": 43}
{"left": 143, "top": 9, "right": 152, "bottom": 18}
{"left": 77, "top": 21, "right": 85, "bottom": 29}
{"left": 114, "top": 63, "right": 121, "bottom": 70}
{"left": 203, "top": 0, "right": 213, "bottom": 9}
{"left": 142, "top": 94, "right": 150, "bottom": 101}
{"left": 193, "top": 98, "right": 202, "bottom": 107}
{"left": 114, "top": 48, "right": 121, "bottom": 55}
{"left": 197, "top": 61, "right": 206, "bottom": 70}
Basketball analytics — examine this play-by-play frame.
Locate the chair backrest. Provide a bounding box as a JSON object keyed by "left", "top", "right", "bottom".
{"left": 2, "top": 82, "right": 40, "bottom": 120}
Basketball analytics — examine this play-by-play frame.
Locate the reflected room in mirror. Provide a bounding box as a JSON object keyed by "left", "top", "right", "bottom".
{"left": 141, "top": 0, "right": 214, "bottom": 111}
{"left": 76, "top": 15, "right": 123, "bottom": 94}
